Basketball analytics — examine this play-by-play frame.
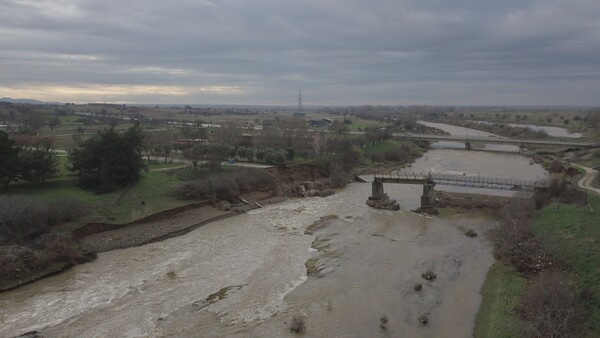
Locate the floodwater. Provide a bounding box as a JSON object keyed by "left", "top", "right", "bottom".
{"left": 418, "top": 121, "right": 518, "bottom": 152}
{"left": 0, "top": 123, "right": 546, "bottom": 338}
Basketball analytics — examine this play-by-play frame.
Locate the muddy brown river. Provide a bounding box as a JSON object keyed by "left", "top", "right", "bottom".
{"left": 0, "top": 123, "right": 546, "bottom": 338}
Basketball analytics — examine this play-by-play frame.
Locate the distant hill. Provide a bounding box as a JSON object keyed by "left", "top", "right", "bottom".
{"left": 0, "top": 97, "right": 61, "bottom": 105}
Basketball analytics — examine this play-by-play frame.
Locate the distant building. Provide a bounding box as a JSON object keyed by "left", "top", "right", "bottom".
{"left": 308, "top": 118, "right": 334, "bottom": 127}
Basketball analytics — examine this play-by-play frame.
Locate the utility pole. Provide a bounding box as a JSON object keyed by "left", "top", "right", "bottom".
{"left": 253, "top": 124, "right": 256, "bottom": 164}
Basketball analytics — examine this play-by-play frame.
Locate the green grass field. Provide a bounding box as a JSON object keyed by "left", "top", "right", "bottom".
{"left": 346, "top": 117, "right": 384, "bottom": 131}
{"left": 532, "top": 194, "right": 600, "bottom": 335}
{"left": 474, "top": 262, "right": 527, "bottom": 338}
{"left": 364, "top": 139, "right": 406, "bottom": 154}
{"left": 579, "top": 157, "right": 600, "bottom": 169}
{"left": 475, "top": 194, "right": 600, "bottom": 337}
{"left": 5, "top": 160, "right": 192, "bottom": 230}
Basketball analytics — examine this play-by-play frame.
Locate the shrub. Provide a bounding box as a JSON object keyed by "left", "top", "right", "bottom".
{"left": 173, "top": 168, "right": 275, "bottom": 202}
{"left": 534, "top": 176, "right": 587, "bottom": 208}
{"left": 546, "top": 159, "right": 564, "bottom": 174}
{"left": 0, "top": 196, "right": 49, "bottom": 241}
{"left": 518, "top": 272, "right": 585, "bottom": 338}
{"left": 0, "top": 196, "right": 88, "bottom": 243}
{"left": 490, "top": 199, "right": 551, "bottom": 273}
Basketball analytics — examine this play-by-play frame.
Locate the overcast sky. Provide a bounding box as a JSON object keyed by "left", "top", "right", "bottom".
{"left": 1, "top": 0, "right": 599, "bottom": 106}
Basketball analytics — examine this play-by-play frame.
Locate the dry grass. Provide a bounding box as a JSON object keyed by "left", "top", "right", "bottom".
{"left": 517, "top": 272, "right": 585, "bottom": 338}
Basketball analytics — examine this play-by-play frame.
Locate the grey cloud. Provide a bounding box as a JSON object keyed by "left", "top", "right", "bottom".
{"left": 0, "top": 0, "right": 599, "bottom": 105}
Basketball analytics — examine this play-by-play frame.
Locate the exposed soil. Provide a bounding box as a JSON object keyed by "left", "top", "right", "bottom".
{"left": 79, "top": 206, "right": 236, "bottom": 253}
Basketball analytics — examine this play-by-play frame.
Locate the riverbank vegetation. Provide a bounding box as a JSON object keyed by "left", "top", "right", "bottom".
{"left": 173, "top": 167, "right": 276, "bottom": 202}
{"left": 0, "top": 195, "right": 95, "bottom": 290}
{"left": 475, "top": 174, "right": 599, "bottom": 338}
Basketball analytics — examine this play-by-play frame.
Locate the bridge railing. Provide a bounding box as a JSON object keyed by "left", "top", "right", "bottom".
{"left": 374, "top": 171, "right": 547, "bottom": 189}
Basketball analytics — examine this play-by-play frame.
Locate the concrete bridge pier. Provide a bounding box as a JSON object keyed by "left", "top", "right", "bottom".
{"left": 465, "top": 141, "right": 471, "bottom": 150}
{"left": 420, "top": 182, "right": 436, "bottom": 207}
{"left": 370, "top": 179, "right": 385, "bottom": 200}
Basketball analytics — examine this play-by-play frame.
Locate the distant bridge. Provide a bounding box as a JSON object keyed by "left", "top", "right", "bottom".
{"left": 391, "top": 133, "right": 599, "bottom": 150}
{"left": 368, "top": 172, "right": 548, "bottom": 208}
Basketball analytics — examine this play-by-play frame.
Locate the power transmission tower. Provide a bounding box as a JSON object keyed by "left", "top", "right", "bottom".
{"left": 293, "top": 90, "right": 305, "bottom": 118}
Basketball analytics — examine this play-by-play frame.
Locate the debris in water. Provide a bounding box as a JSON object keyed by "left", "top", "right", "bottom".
{"left": 418, "top": 313, "right": 429, "bottom": 325}
{"left": 464, "top": 229, "right": 478, "bottom": 237}
{"left": 421, "top": 270, "right": 437, "bottom": 281}
{"left": 290, "top": 315, "right": 306, "bottom": 333}
{"left": 380, "top": 315, "right": 389, "bottom": 330}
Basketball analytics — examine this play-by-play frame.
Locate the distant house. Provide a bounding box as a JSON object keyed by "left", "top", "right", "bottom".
{"left": 308, "top": 118, "right": 334, "bottom": 127}
{"left": 293, "top": 111, "right": 306, "bottom": 118}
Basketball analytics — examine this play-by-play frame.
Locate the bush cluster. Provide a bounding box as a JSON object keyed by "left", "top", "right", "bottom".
{"left": 490, "top": 198, "right": 551, "bottom": 273}
{"left": 173, "top": 168, "right": 275, "bottom": 202}
{"left": 0, "top": 195, "right": 89, "bottom": 243}
{"left": 518, "top": 272, "right": 584, "bottom": 338}
{"left": 0, "top": 234, "right": 95, "bottom": 281}
{"left": 367, "top": 144, "right": 421, "bottom": 164}
{"left": 533, "top": 175, "right": 587, "bottom": 208}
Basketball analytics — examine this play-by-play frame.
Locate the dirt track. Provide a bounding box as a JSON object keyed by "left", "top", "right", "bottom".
{"left": 573, "top": 163, "right": 600, "bottom": 196}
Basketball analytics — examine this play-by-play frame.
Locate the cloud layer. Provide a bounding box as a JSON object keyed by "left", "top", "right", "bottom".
{"left": 1, "top": 0, "right": 599, "bottom": 105}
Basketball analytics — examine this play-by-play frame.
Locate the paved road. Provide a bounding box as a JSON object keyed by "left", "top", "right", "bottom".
{"left": 572, "top": 163, "right": 600, "bottom": 196}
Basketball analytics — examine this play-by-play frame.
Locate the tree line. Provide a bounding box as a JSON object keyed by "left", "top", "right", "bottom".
{"left": 1, "top": 125, "right": 145, "bottom": 193}
{"left": 0, "top": 131, "right": 58, "bottom": 188}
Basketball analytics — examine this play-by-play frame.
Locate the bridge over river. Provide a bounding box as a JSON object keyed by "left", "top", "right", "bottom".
{"left": 368, "top": 172, "right": 548, "bottom": 208}
{"left": 390, "top": 133, "right": 600, "bottom": 151}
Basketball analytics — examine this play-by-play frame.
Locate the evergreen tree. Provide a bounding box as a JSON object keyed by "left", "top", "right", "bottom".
{"left": 19, "top": 142, "right": 59, "bottom": 184}
{"left": 0, "top": 131, "right": 20, "bottom": 189}
{"left": 68, "top": 125, "right": 145, "bottom": 193}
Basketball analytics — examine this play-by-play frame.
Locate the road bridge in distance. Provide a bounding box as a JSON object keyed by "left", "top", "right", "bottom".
{"left": 368, "top": 172, "right": 547, "bottom": 208}
{"left": 391, "top": 133, "right": 600, "bottom": 151}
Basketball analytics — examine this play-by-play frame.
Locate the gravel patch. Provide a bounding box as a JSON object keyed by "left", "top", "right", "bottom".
{"left": 80, "top": 206, "right": 234, "bottom": 253}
